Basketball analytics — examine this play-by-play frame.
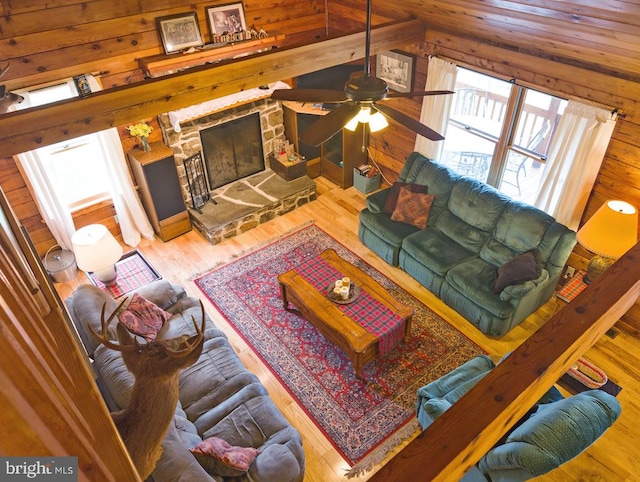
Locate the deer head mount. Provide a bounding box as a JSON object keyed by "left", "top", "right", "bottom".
{"left": 88, "top": 298, "right": 206, "bottom": 479}
{"left": 0, "top": 63, "right": 25, "bottom": 114}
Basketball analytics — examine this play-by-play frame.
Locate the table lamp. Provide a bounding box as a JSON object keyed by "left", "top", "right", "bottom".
{"left": 71, "top": 224, "right": 123, "bottom": 286}
{"left": 576, "top": 200, "right": 638, "bottom": 284}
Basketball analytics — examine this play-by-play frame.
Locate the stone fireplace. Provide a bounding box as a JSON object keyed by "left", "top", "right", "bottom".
{"left": 158, "top": 89, "right": 316, "bottom": 245}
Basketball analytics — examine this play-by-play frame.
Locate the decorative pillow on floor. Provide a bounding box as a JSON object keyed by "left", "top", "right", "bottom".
{"left": 117, "top": 293, "right": 171, "bottom": 342}
{"left": 390, "top": 185, "right": 435, "bottom": 229}
{"left": 383, "top": 181, "right": 429, "bottom": 214}
{"left": 190, "top": 436, "right": 260, "bottom": 477}
{"left": 494, "top": 249, "right": 542, "bottom": 293}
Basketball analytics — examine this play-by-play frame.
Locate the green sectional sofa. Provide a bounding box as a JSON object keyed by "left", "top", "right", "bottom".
{"left": 358, "top": 152, "right": 576, "bottom": 337}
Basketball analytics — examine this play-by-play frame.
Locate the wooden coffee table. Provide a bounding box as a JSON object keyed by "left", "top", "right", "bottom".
{"left": 277, "top": 249, "right": 413, "bottom": 377}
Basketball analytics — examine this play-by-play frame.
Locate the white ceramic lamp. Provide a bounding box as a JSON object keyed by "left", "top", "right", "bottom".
{"left": 576, "top": 200, "right": 638, "bottom": 283}
{"left": 72, "top": 224, "right": 123, "bottom": 286}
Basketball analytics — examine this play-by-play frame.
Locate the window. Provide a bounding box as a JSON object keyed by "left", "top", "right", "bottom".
{"left": 15, "top": 79, "right": 114, "bottom": 211}
{"left": 441, "top": 68, "right": 567, "bottom": 204}
{"left": 37, "top": 135, "right": 112, "bottom": 211}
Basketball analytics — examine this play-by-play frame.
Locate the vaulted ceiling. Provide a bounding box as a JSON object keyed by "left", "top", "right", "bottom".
{"left": 376, "top": 0, "right": 640, "bottom": 82}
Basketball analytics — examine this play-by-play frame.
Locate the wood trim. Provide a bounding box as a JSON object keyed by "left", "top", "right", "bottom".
{"left": 0, "top": 19, "right": 425, "bottom": 159}
{"left": 370, "top": 241, "right": 640, "bottom": 481}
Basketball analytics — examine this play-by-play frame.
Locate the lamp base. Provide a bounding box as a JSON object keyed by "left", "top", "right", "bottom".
{"left": 93, "top": 265, "right": 118, "bottom": 287}
{"left": 583, "top": 255, "right": 614, "bottom": 284}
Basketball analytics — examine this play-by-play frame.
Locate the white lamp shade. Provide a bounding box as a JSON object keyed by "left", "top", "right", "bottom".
{"left": 71, "top": 224, "right": 123, "bottom": 272}
{"left": 576, "top": 200, "right": 638, "bottom": 259}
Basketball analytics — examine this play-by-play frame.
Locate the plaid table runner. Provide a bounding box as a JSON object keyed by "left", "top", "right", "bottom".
{"left": 90, "top": 251, "right": 161, "bottom": 298}
{"left": 556, "top": 269, "right": 588, "bottom": 302}
{"left": 294, "top": 256, "right": 405, "bottom": 355}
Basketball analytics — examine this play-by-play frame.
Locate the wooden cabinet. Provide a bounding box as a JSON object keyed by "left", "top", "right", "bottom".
{"left": 127, "top": 143, "right": 191, "bottom": 242}
{"left": 283, "top": 102, "right": 367, "bottom": 188}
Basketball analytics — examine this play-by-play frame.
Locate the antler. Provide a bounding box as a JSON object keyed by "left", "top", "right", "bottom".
{"left": 164, "top": 301, "right": 206, "bottom": 358}
{"left": 0, "top": 62, "right": 9, "bottom": 78}
{"left": 87, "top": 299, "right": 141, "bottom": 352}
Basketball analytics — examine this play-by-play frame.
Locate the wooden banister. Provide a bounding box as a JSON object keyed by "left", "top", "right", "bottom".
{"left": 371, "top": 242, "right": 640, "bottom": 481}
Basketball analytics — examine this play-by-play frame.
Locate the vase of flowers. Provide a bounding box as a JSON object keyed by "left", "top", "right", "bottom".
{"left": 128, "top": 122, "right": 153, "bottom": 152}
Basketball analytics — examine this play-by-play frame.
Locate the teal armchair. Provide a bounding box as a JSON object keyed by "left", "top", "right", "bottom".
{"left": 416, "top": 355, "right": 621, "bottom": 481}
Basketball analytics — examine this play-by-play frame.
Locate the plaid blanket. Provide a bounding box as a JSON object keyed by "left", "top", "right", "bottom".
{"left": 294, "top": 256, "right": 405, "bottom": 354}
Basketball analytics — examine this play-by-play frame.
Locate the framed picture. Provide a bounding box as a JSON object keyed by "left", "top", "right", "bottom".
{"left": 375, "top": 50, "right": 415, "bottom": 93}
{"left": 156, "top": 12, "right": 204, "bottom": 54}
{"left": 206, "top": 3, "right": 247, "bottom": 38}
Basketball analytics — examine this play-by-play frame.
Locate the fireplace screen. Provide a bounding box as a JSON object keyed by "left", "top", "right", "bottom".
{"left": 200, "top": 112, "right": 265, "bottom": 189}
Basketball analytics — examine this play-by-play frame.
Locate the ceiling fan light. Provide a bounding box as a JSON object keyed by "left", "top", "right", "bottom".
{"left": 356, "top": 106, "right": 371, "bottom": 123}
{"left": 369, "top": 111, "right": 388, "bottom": 132}
{"left": 344, "top": 115, "right": 359, "bottom": 131}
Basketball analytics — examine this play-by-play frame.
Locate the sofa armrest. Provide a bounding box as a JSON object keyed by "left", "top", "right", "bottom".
{"left": 478, "top": 390, "right": 620, "bottom": 479}
{"left": 365, "top": 187, "right": 391, "bottom": 213}
{"left": 499, "top": 269, "right": 549, "bottom": 301}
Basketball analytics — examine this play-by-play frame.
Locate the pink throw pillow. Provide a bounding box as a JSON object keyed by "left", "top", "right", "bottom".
{"left": 117, "top": 293, "right": 171, "bottom": 342}
{"left": 190, "top": 437, "right": 260, "bottom": 477}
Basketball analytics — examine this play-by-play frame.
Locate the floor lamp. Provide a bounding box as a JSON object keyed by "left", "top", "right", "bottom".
{"left": 72, "top": 224, "right": 123, "bottom": 286}
{"left": 576, "top": 200, "right": 638, "bottom": 284}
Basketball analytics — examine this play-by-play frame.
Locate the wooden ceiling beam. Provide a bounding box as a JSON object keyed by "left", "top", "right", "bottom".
{"left": 0, "top": 19, "right": 424, "bottom": 159}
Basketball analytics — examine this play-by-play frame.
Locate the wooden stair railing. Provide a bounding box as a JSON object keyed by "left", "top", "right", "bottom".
{"left": 371, "top": 242, "right": 640, "bottom": 481}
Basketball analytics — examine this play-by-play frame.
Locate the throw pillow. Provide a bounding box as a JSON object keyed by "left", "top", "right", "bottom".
{"left": 383, "top": 181, "right": 429, "bottom": 214}
{"left": 117, "top": 293, "right": 171, "bottom": 342}
{"left": 390, "top": 185, "right": 435, "bottom": 229}
{"left": 190, "top": 437, "right": 260, "bottom": 477}
{"left": 494, "top": 249, "right": 542, "bottom": 293}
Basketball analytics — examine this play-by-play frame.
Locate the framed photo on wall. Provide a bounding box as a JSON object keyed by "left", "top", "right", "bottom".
{"left": 156, "top": 12, "right": 204, "bottom": 54}
{"left": 206, "top": 3, "right": 247, "bottom": 38}
{"left": 375, "top": 50, "right": 415, "bottom": 93}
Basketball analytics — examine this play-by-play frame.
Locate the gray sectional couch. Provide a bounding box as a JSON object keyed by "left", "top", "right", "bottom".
{"left": 359, "top": 152, "right": 576, "bottom": 337}
{"left": 65, "top": 280, "right": 305, "bottom": 481}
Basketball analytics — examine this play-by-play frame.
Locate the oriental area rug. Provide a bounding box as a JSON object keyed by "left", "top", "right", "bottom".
{"left": 194, "top": 224, "right": 485, "bottom": 475}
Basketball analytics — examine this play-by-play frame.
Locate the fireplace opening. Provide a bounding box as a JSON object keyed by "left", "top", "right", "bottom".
{"left": 200, "top": 112, "right": 265, "bottom": 189}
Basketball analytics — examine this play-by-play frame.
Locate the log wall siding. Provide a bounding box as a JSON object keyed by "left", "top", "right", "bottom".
{"left": 0, "top": 0, "right": 329, "bottom": 255}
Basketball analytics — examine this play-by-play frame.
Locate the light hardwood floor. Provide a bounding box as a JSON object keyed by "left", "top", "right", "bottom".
{"left": 56, "top": 178, "right": 640, "bottom": 481}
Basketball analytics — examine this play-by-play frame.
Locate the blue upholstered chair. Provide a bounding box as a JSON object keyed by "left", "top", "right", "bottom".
{"left": 416, "top": 355, "right": 621, "bottom": 481}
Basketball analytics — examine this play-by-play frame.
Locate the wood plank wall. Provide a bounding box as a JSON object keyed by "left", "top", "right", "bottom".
{"left": 0, "top": 0, "right": 327, "bottom": 256}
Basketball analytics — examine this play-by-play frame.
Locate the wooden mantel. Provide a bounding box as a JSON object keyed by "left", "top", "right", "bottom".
{"left": 0, "top": 19, "right": 424, "bottom": 159}
{"left": 139, "top": 34, "right": 286, "bottom": 78}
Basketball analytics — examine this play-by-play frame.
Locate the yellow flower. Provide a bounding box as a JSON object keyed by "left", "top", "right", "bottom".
{"left": 127, "top": 122, "right": 153, "bottom": 138}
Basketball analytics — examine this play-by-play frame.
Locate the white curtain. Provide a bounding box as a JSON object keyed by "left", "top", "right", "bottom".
{"left": 534, "top": 100, "right": 617, "bottom": 230}
{"left": 97, "top": 128, "right": 155, "bottom": 246}
{"left": 16, "top": 75, "right": 154, "bottom": 249}
{"left": 414, "top": 57, "right": 458, "bottom": 159}
{"left": 17, "top": 150, "right": 77, "bottom": 250}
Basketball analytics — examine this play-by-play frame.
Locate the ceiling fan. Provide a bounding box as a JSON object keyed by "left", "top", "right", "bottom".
{"left": 270, "top": 0, "right": 453, "bottom": 147}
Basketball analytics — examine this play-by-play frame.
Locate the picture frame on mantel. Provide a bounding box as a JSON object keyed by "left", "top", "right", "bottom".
{"left": 375, "top": 50, "right": 415, "bottom": 93}
{"left": 206, "top": 3, "right": 247, "bottom": 39}
{"left": 156, "top": 12, "right": 204, "bottom": 54}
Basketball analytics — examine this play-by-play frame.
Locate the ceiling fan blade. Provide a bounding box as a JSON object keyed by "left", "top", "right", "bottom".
{"left": 386, "top": 90, "right": 455, "bottom": 99}
{"left": 299, "top": 103, "right": 361, "bottom": 146}
{"left": 375, "top": 103, "right": 445, "bottom": 141}
{"left": 271, "top": 88, "right": 348, "bottom": 103}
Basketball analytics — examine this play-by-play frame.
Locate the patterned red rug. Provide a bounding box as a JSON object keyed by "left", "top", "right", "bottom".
{"left": 195, "top": 225, "right": 485, "bottom": 474}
